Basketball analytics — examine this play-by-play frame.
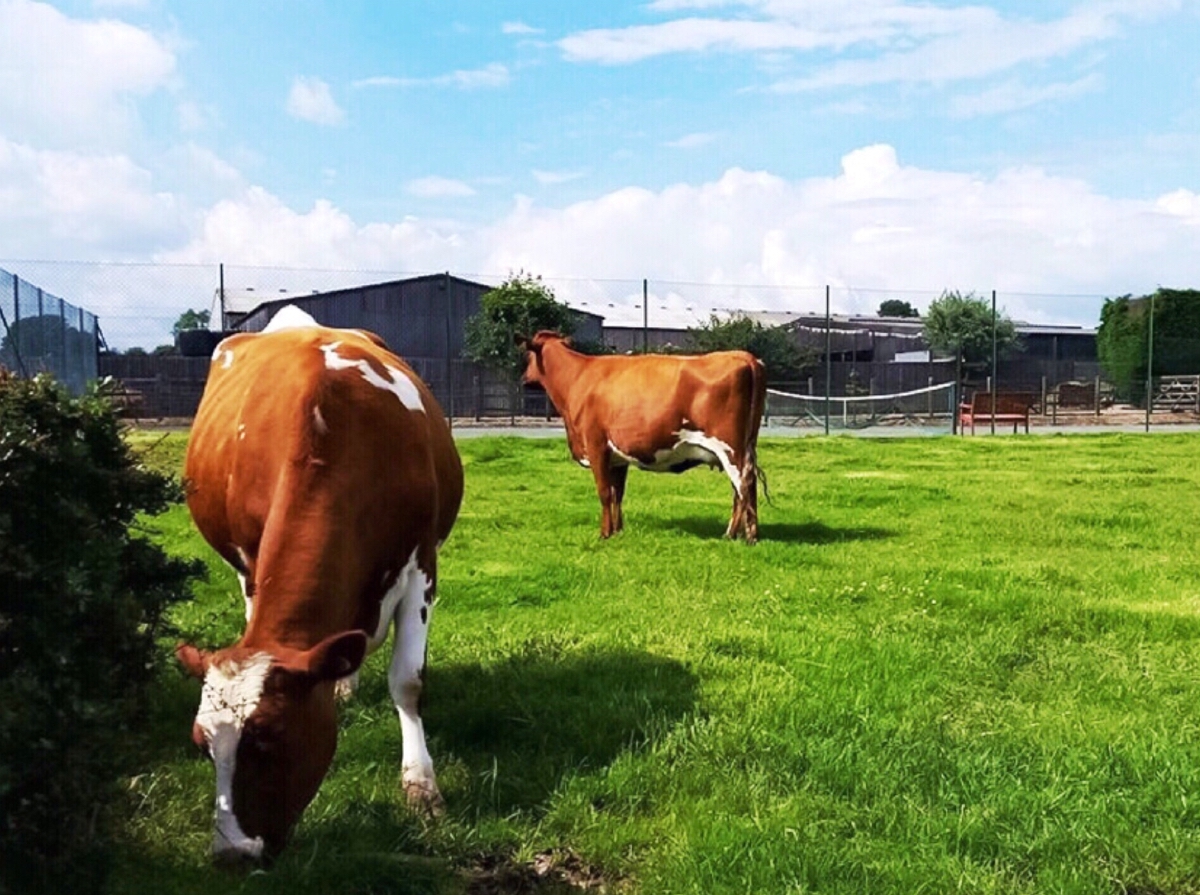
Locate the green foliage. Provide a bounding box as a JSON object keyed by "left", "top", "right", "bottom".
{"left": 1098, "top": 289, "right": 1200, "bottom": 402}
{"left": 0, "top": 374, "right": 201, "bottom": 895}
{"left": 685, "top": 314, "right": 815, "bottom": 381}
{"left": 463, "top": 272, "right": 579, "bottom": 376}
{"left": 0, "top": 314, "right": 95, "bottom": 378}
{"left": 922, "top": 290, "right": 1019, "bottom": 365}
{"left": 1097, "top": 295, "right": 1145, "bottom": 401}
{"left": 171, "top": 309, "right": 211, "bottom": 338}
{"left": 111, "top": 432, "right": 1200, "bottom": 894}
{"left": 877, "top": 299, "right": 919, "bottom": 318}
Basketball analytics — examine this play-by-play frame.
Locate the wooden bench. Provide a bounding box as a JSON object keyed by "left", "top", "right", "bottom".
{"left": 99, "top": 378, "right": 146, "bottom": 420}
{"left": 958, "top": 391, "right": 1038, "bottom": 435}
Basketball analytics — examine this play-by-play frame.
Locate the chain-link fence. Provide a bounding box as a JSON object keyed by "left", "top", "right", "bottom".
{"left": 0, "top": 267, "right": 99, "bottom": 394}
{"left": 1, "top": 260, "right": 1196, "bottom": 432}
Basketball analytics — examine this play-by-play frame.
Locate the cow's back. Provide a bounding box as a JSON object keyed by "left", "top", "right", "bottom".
{"left": 185, "top": 325, "right": 462, "bottom": 624}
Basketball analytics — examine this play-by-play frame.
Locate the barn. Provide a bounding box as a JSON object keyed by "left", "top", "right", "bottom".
{"left": 103, "top": 273, "right": 605, "bottom": 420}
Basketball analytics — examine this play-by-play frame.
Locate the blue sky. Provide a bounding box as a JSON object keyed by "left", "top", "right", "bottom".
{"left": 3, "top": 0, "right": 1200, "bottom": 340}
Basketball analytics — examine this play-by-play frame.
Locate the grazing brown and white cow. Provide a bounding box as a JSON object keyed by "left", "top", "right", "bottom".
{"left": 177, "top": 305, "right": 463, "bottom": 864}
{"left": 517, "top": 331, "right": 766, "bottom": 542}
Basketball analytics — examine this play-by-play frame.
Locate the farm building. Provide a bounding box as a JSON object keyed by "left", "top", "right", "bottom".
{"left": 102, "top": 274, "right": 605, "bottom": 419}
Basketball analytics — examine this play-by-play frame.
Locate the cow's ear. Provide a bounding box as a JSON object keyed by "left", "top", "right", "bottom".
{"left": 302, "top": 630, "right": 368, "bottom": 682}
{"left": 176, "top": 643, "right": 211, "bottom": 679}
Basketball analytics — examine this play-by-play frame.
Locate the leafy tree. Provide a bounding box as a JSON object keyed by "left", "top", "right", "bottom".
{"left": 686, "top": 314, "right": 815, "bottom": 381}
{"left": 877, "top": 299, "right": 919, "bottom": 318}
{"left": 0, "top": 372, "right": 201, "bottom": 894}
{"left": 922, "top": 291, "right": 1019, "bottom": 368}
{"left": 123, "top": 346, "right": 148, "bottom": 357}
{"left": 464, "top": 271, "right": 579, "bottom": 377}
{"left": 171, "top": 308, "right": 211, "bottom": 337}
{"left": 152, "top": 343, "right": 177, "bottom": 356}
{"left": 1097, "top": 289, "right": 1200, "bottom": 402}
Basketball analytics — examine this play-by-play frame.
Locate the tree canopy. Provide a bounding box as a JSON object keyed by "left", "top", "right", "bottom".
{"left": 686, "top": 314, "right": 815, "bottom": 381}
{"left": 463, "top": 272, "right": 579, "bottom": 376}
{"left": 171, "top": 308, "right": 210, "bottom": 337}
{"left": 1097, "top": 288, "right": 1200, "bottom": 401}
{"left": 922, "top": 291, "right": 1019, "bottom": 366}
{"left": 877, "top": 299, "right": 920, "bottom": 318}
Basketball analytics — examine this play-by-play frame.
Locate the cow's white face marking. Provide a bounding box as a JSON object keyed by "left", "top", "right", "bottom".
{"left": 312, "top": 404, "right": 328, "bottom": 435}
{"left": 607, "top": 431, "right": 742, "bottom": 493}
{"left": 196, "top": 652, "right": 273, "bottom": 860}
{"left": 319, "top": 342, "right": 426, "bottom": 414}
{"left": 263, "top": 305, "right": 319, "bottom": 333}
{"left": 237, "top": 423, "right": 246, "bottom": 440}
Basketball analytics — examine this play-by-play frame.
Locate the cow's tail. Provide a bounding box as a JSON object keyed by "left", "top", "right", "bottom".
{"left": 745, "top": 356, "right": 771, "bottom": 507}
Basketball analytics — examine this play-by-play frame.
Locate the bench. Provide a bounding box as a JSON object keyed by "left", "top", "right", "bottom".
{"left": 958, "top": 391, "right": 1038, "bottom": 435}
{"left": 99, "top": 378, "right": 146, "bottom": 420}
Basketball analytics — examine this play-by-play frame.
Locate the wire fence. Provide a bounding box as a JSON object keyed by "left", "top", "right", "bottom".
{"left": 0, "top": 267, "right": 99, "bottom": 394}
{"left": 0, "top": 259, "right": 1195, "bottom": 433}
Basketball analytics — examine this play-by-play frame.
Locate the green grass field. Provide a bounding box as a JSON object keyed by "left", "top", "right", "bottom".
{"left": 111, "top": 431, "right": 1200, "bottom": 895}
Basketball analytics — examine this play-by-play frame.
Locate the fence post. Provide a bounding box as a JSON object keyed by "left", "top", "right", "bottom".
{"left": 642, "top": 279, "right": 649, "bottom": 353}
{"left": 990, "top": 289, "right": 997, "bottom": 436}
{"left": 824, "top": 285, "right": 831, "bottom": 436}
{"left": 1095, "top": 374, "right": 1101, "bottom": 418}
{"left": 443, "top": 271, "right": 454, "bottom": 429}
{"left": 1145, "top": 291, "right": 1155, "bottom": 432}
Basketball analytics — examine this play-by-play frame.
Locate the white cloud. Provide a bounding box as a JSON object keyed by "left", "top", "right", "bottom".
{"left": 0, "top": 135, "right": 185, "bottom": 257}
{"left": 0, "top": 0, "right": 175, "bottom": 147}
{"left": 14, "top": 142, "right": 1200, "bottom": 335}
{"left": 950, "top": 74, "right": 1104, "bottom": 118}
{"left": 162, "top": 186, "right": 472, "bottom": 272}
{"left": 559, "top": 0, "right": 1180, "bottom": 108}
{"left": 666, "top": 131, "right": 718, "bottom": 148}
{"left": 285, "top": 76, "right": 345, "bottom": 126}
{"left": 532, "top": 169, "right": 587, "bottom": 185}
{"left": 405, "top": 176, "right": 476, "bottom": 198}
{"left": 353, "top": 63, "right": 510, "bottom": 90}
{"left": 502, "top": 21, "right": 543, "bottom": 35}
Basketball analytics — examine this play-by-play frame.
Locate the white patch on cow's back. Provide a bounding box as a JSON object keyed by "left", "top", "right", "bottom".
{"left": 263, "top": 304, "right": 319, "bottom": 333}
{"left": 196, "top": 652, "right": 273, "bottom": 860}
{"left": 211, "top": 344, "right": 235, "bottom": 368}
{"left": 319, "top": 342, "right": 426, "bottom": 414}
{"left": 607, "top": 431, "right": 742, "bottom": 493}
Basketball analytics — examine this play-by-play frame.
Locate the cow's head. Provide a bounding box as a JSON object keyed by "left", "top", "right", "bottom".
{"left": 176, "top": 630, "right": 368, "bottom": 865}
{"left": 515, "top": 331, "right": 568, "bottom": 386}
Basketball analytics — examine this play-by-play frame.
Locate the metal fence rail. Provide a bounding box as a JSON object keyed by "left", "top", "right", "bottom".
{"left": 0, "top": 268, "right": 99, "bottom": 394}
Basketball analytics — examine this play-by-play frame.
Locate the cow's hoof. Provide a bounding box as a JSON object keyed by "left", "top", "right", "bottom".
{"left": 403, "top": 778, "right": 446, "bottom": 818}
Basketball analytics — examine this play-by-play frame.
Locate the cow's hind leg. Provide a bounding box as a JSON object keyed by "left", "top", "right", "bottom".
{"left": 740, "top": 450, "right": 759, "bottom": 545}
{"left": 388, "top": 550, "right": 443, "bottom": 815}
{"left": 610, "top": 463, "right": 629, "bottom": 533}
{"left": 587, "top": 441, "right": 621, "bottom": 538}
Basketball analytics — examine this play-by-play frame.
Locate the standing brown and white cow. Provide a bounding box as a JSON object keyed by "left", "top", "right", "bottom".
{"left": 177, "top": 306, "right": 463, "bottom": 863}
{"left": 517, "top": 331, "right": 766, "bottom": 542}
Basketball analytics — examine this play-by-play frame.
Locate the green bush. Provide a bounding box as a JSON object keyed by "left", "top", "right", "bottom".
{"left": 0, "top": 373, "right": 200, "bottom": 895}
{"left": 1098, "top": 289, "right": 1200, "bottom": 403}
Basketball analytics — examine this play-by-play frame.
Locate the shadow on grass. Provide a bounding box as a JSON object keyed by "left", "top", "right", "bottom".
{"left": 645, "top": 515, "right": 895, "bottom": 544}
{"left": 402, "top": 648, "right": 695, "bottom": 816}
{"left": 113, "top": 648, "right": 693, "bottom": 894}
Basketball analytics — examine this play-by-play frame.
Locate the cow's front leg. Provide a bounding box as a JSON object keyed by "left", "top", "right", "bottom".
{"left": 388, "top": 556, "right": 443, "bottom": 815}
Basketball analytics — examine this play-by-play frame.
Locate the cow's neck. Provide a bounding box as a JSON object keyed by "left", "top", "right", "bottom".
{"left": 241, "top": 545, "right": 365, "bottom": 652}
{"left": 538, "top": 341, "right": 590, "bottom": 412}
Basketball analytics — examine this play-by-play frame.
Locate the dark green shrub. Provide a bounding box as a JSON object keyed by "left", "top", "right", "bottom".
{"left": 1098, "top": 289, "right": 1200, "bottom": 403}
{"left": 0, "top": 372, "right": 200, "bottom": 895}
